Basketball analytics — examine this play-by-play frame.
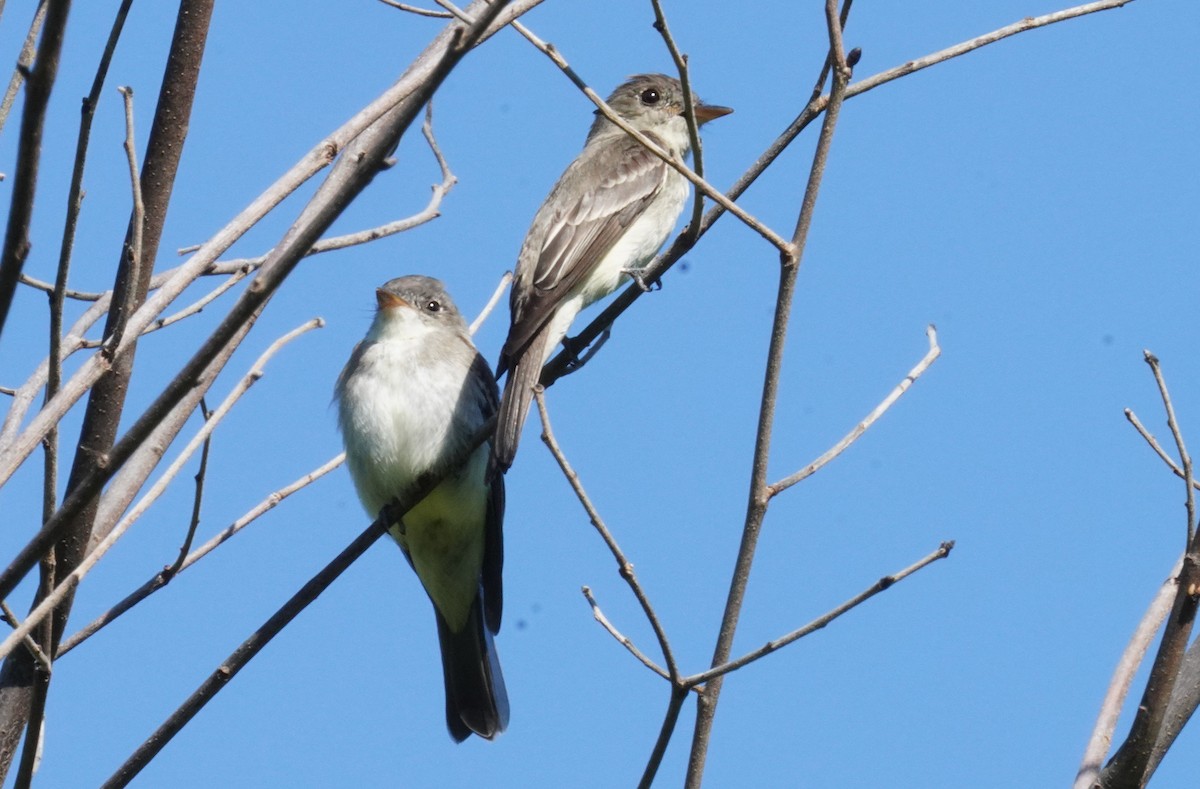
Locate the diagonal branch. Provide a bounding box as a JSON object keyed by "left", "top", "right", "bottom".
{"left": 769, "top": 325, "right": 939, "bottom": 496}
{"left": 57, "top": 453, "right": 345, "bottom": 657}
{"left": 0, "top": 319, "right": 324, "bottom": 662}
{"left": 687, "top": 541, "right": 954, "bottom": 687}
{"left": 535, "top": 388, "right": 679, "bottom": 681}
{"left": 99, "top": 415, "right": 496, "bottom": 788}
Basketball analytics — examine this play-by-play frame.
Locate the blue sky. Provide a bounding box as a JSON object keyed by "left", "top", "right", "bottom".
{"left": 1, "top": 1, "right": 1198, "bottom": 786}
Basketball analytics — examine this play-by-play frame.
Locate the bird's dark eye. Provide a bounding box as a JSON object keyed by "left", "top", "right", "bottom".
{"left": 640, "top": 88, "right": 660, "bottom": 105}
{"left": 425, "top": 300, "right": 441, "bottom": 313}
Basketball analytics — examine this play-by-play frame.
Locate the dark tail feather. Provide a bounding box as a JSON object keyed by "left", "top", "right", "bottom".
{"left": 435, "top": 595, "right": 509, "bottom": 742}
{"left": 490, "top": 331, "right": 552, "bottom": 476}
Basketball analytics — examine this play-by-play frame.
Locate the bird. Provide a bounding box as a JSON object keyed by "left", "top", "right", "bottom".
{"left": 491, "top": 73, "right": 731, "bottom": 474}
{"left": 335, "top": 275, "right": 508, "bottom": 742}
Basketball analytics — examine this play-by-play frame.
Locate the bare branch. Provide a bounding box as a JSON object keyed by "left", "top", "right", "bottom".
{"left": 57, "top": 453, "right": 345, "bottom": 657}
{"left": 649, "top": 0, "right": 705, "bottom": 241}
{"left": 535, "top": 388, "right": 679, "bottom": 680}
{"left": 100, "top": 412, "right": 497, "bottom": 788}
{"left": 639, "top": 688, "right": 689, "bottom": 789}
{"left": 0, "top": 604, "right": 49, "bottom": 673}
{"left": 581, "top": 587, "right": 669, "bottom": 681}
{"left": 686, "top": 4, "right": 854, "bottom": 783}
{"left": 0, "top": 1, "right": 46, "bottom": 137}
{"left": 769, "top": 325, "right": 940, "bottom": 496}
{"left": 1075, "top": 557, "right": 1181, "bottom": 789}
{"left": 1144, "top": 352, "right": 1197, "bottom": 546}
{"left": 688, "top": 541, "right": 955, "bottom": 687}
{"left": 167, "top": 399, "right": 212, "bottom": 579}
{"left": 469, "top": 270, "right": 511, "bottom": 337}
{"left": 19, "top": 274, "right": 103, "bottom": 301}
{"left": 0, "top": 0, "right": 71, "bottom": 338}
{"left": 376, "top": 0, "right": 452, "bottom": 17}
{"left": 1102, "top": 352, "right": 1200, "bottom": 787}
{"left": 0, "top": 0, "right": 519, "bottom": 602}
{"left": 0, "top": 319, "right": 325, "bottom": 662}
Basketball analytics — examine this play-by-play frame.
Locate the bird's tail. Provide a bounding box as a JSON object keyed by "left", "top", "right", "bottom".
{"left": 490, "top": 329, "right": 552, "bottom": 476}
{"left": 436, "top": 594, "right": 509, "bottom": 742}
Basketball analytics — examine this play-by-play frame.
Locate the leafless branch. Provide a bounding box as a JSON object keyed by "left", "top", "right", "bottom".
{"left": 1102, "top": 352, "right": 1200, "bottom": 787}
{"left": 376, "top": 0, "right": 452, "bottom": 17}
{"left": 100, "top": 413, "right": 496, "bottom": 788}
{"left": 685, "top": 4, "right": 854, "bottom": 783}
{"left": 0, "top": 1, "right": 45, "bottom": 137}
{"left": 0, "top": 0, "right": 70, "bottom": 338}
{"left": 167, "top": 399, "right": 212, "bottom": 579}
{"left": 688, "top": 541, "right": 954, "bottom": 687}
{"left": 581, "top": 586, "right": 669, "bottom": 680}
{"left": 469, "top": 271, "right": 511, "bottom": 336}
{"left": 19, "top": 274, "right": 103, "bottom": 301}
{"left": 57, "top": 453, "right": 345, "bottom": 657}
{"left": 0, "top": 319, "right": 325, "bottom": 662}
{"left": 0, "top": 0, "right": 520, "bottom": 603}
{"left": 1144, "top": 352, "right": 1197, "bottom": 546}
{"left": 769, "top": 325, "right": 939, "bottom": 496}
{"left": 535, "top": 388, "right": 679, "bottom": 680}
{"left": 1075, "top": 557, "right": 1181, "bottom": 789}
{"left": 649, "top": 0, "right": 705, "bottom": 241}
{"left": 0, "top": 604, "right": 49, "bottom": 673}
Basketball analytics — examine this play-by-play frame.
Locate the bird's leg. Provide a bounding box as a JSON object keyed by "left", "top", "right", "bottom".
{"left": 559, "top": 327, "right": 613, "bottom": 376}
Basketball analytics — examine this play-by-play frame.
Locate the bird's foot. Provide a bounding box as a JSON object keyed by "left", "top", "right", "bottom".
{"left": 622, "top": 266, "right": 661, "bottom": 293}
{"left": 561, "top": 328, "right": 612, "bottom": 375}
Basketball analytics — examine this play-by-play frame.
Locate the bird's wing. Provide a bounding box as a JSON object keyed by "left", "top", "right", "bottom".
{"left": 466, "top": 347, "right": 506, "bottom": 635}
{"left": 500, "top": 133, "right": 671, "bottom": 366}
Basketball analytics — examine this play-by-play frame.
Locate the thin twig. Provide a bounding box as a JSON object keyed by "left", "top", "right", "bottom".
{"left": 469, "top": 271, "right": 511, "bottom": 336}
{"left": 0, "top": 1, "right": 45, "bottom": 137}
{"left": 1145, "top": 352, "right": 1196, "bottom": 546}
{"left": 77, "top": 266, "right": 252, "bottom": 349}
{"left": 581, "top": 586, "right": 669, "bottom": 680}
{"left": 376, "top": 0, "right": 452, "bottom": 17}
{"left": 0, "top": 319, "right": 325, "bottom": 662}
{"left": 167, "top": 399, "right": 212, "bottom": 579}
{"left": 106, "top": 85, "right": 145, "bottom": 353}
{"left": 57, "top": 454, "right": 345, "bottom": 657}
{"left": 769, "top": 325, "right": 940, "bottom": 496}
{"left": 535, "top": 388, "right": 679, "bottom": 680}
{"left": 507, "top": 18, "right": 792, "bottom": 253}
{"left": 0, "top": 602, "right": 50, "bottom": 672}
{"left": 649, "top": 0, "right": 705, "bottom": 241}
{"left": 688, "top": 541, "right": 955, "bottom": 687}
{"left": 20, "top": 273, "right": 103, "bottom": 300}
{"left": 638, "top": 687, "right": 689, "bottom": 789}
{"left": 1125, "top": 409, "right": 1194, "bottom": 484}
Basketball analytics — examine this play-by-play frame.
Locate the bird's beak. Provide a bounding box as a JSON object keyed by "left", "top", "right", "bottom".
{"left": 693, "top": 101, "right": 733, "bottom": 124}
{"left": 376, "top": 289, "right": 411, "bottom": 310}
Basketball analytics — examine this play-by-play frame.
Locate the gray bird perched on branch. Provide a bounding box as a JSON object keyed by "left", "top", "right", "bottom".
{"left": 335, "top": 275, "right": 508, "bottom": 742}
{"left": 491, "top": 73, "right": 732, "bottom": 475}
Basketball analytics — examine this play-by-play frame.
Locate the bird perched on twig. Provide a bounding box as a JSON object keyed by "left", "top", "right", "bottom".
{"left": 336, "top": 275, "right": 508, "bottom": 742}
{"left": 491, "top": 73, "right": 731, "bottom": 475}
